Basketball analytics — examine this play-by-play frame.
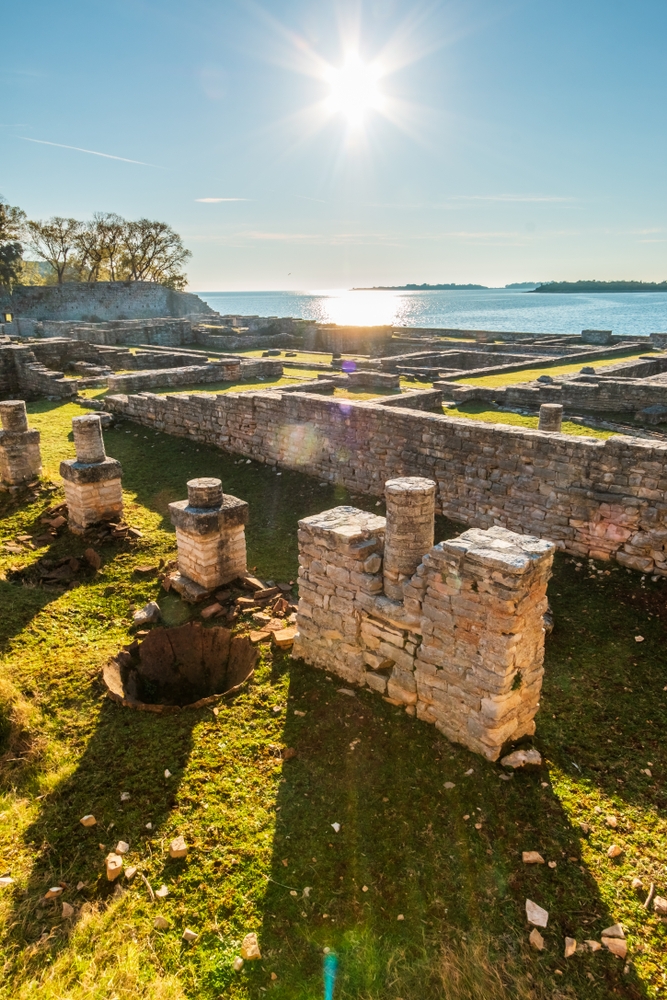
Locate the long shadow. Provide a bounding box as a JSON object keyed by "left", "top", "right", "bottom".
{"left": 251, "top": 654, "right": 646, "bottom": 1000}
{"left": 542, "top": 554, "right": 667, "bottom": 814}
{"left": 2, "top": 694, "right": 200, "bottom": 978}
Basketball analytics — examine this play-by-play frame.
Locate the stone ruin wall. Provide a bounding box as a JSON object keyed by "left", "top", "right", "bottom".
{"left": 292, "top": 492, "right": 555, "bottom": 761}
{"left": 103, "top": 387, "right": 667, "bottom": 576}
{"left": 7, "top": 282, "right": 214, "bottom": 322}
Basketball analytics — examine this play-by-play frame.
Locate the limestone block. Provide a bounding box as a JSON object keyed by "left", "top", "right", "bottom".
{"left": 169, "top": 478, "right": 249, "bottom": 592}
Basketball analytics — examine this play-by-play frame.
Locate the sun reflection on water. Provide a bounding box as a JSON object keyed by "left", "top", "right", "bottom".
{"left": 311, "top": 288, "right": 407, "bottom": 326}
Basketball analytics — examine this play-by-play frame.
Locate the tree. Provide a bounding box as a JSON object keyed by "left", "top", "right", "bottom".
{"left": 74, "top": 212, "right": 126, "bottom": 282}
{"left": 119, "top": 218, "right": 192, "bottom": 289}
{"left": 25, "top": 216, "right": 83, "bottom": 284}
{"left": 0, "top": 196, "right": 26, "bottom": 290}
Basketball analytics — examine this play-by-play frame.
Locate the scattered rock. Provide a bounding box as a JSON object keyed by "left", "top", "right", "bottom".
{"left": 116, "top": 841, "right": 130, "bottom": 855}
{"left": 602, "top": 936, "right": 627, "bottom": 959}
{"left": 134, "top": 565, "right": 158, "bottom": 575}
{"left": 397, "top": 914, "right": 405, "bottom": 921}
{"left": 201, "top": 603, "right": 222, "bottom": 619}
{"left": 125, "top": 866, "right": 137, "bottom": 881}
{"left": 76, "top": 881, "right": 86, "bottom": 891}
{"left": 443, "top": 782, "right": 455, "bottom": 789}
{"left": 601, "top": 923, "right": 625, "bottom": 939}
{"left": 133, "top": 602, "right": 160, "bottom": 626}
{"left": 84, "top": 548, "right": 101, "bottom": 570}
{"left": 522, "top": 851, "right": 545, "bottom": 865}
{"left": 154, "top": 916, "right": 169, "bottom": 930}
{"left": 579, "top": 822, "right": 590, "bottom": 835}
{"left": 337, "top": 688, "right": 356, "bottom": 697}
{"left": 182, "top": 928, "right": 198, "bottom": 944}
{"left": 169, "top": 836, "right": 188, "bottom": 859}
{"left": 272, "top": 626, "right": 298, "bottom": 649}
{"left": 106, "top": 853, "right": 123, "bottom": 881}
{"left": 525, "top": 899, "right": 549, "bottom": 927}
{"left": 529, "top": 928, "right": 545, "bottom": 950}
{"left": 548, "top": 861, "right": 557, "bottom": 869}
{"left": 241, "top": 932, "right": 261, "bottom": 960}
{"left": 62, "top": 901, "right": 74, "bottom": 919}
{"left": 585, "top": 940, "right": 602, "bottom": 952}
{"left": 233, "top": 957, "right": 244, "bottom": 972}
{"left": 464, "top": 768, "right": 474, "bottom": 776}
{"left": 164, "top": 769, "right": 172, "bottom": 779}
{"left": 249, "top": 629, "right": 271, "bottom": 644}
{"left": 0, "top": 877, "right": 14, "bottom": 888}
{"left": 606, "top": 815, "right": 618, "bottom": 828}
{"left": 635, "top": 635, "right": 644, "bottom": 643}
{"left": 80, "top": 814, "right": 97, "bottom": 827}
{"left": 631, "top": 877, "right": 643, "bottom": 890}
{"left": 564, "top": 937, "right": 577, "bottom": 958}
{"left": 282, "top": 747, "right": 297, "bottom": 761}
{"left": 44, "top": 886, "right": 64, "bottom": 900}
{"left": 155, "top": 885, "right": 169, "bottom": 899}
{"left": 653, "top": 896, "right": 667, "bottom": 916}
{"left": 607, "top": 844, "right": 623, "bottom": 858}
{"left": 501, "top": 749, "right": 542, "bottom": 770}
{"left": 120, "top": 791, "right": 130, "bottom": 803}
{"left": 331, "top": 822, "right": 341, "bottom": 833}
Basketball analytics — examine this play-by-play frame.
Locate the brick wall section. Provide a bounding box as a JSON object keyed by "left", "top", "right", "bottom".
{"left": 292, "top": 506, "right": 554, "bottom": 760}
{"left": 104, "top": 387, "right": 667, "bottom": 574}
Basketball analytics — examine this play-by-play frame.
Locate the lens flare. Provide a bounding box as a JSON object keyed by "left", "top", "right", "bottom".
{"left": 324, "top": 53, "right": 385, "bottom": 127}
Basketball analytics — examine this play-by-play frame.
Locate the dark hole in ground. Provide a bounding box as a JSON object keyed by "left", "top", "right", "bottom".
{"left": 103, "top": 622, "right": 257, "bottom": 711}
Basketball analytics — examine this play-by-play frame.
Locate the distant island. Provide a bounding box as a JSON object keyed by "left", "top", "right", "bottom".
{"left": 353, "top": 283, "right": 487, "bottom": 291}
{"left": 534, "top": 280, "right": 667, "bottom": 293}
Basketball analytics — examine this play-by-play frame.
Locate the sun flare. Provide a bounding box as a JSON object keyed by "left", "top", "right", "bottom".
{"left": 325, "top": 53, "right": 385, "bottom": 127}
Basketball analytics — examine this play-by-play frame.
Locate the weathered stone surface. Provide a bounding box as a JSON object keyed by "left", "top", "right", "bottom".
{"left": 0, "top": 400, "right": 42, "bottom": 486}
{"left": 168, "top": 479, "right": 249, "bottom": 592}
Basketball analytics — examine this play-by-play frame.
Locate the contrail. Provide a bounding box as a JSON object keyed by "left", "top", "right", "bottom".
{"left": 19, "top": 136, "right": 157, "bottom": 166}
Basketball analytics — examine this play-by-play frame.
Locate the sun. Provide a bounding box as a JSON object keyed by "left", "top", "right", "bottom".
{"left": 325, "top": 53, "right": 385, "bottom": 128}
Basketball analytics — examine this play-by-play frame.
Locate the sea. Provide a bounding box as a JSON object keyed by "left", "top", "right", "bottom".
{"left": 196, "top": 288, "right": 667, "bottom": 338}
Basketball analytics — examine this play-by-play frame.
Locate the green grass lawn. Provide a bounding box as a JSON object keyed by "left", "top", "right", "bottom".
{"left": 442, "top": 402, "right": 615, "bottom": 438}
{"left": 0, "top": 401, "right": 665, "bottom": 999}
{"left": 455, "top": 350, "right": 660, "bottom": 387}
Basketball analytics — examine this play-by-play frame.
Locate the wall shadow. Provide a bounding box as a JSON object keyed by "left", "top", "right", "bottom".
{"left": 252, "top": 654, "right": 647, "bottom": 1000}
{"left": 1, "top": 694, "right": 200, "bottom": 979}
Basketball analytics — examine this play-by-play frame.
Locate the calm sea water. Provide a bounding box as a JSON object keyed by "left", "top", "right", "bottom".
{"left": 196, "top": 288, "right": 667, "bottom": 338}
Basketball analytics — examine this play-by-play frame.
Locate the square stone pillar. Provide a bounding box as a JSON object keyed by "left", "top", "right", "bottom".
{"left": 292, "top": 506, "right": 386, "bottom": 684}
{"left": 0, "top": 400, "right": 42, "bottom": 487}
{"left": 168, "top": 478, "right": 249, "bottom": 601}
{"left": 414, "top": 526, "right": 554, "bottom": 760}
{"left": 60, "top": 414, "right": 123, "bottom": 533}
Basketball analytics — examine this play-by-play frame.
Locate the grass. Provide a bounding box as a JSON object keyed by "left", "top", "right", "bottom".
{"left": 442, "top": 402, "right": 615, "bottom": 438}
{"left": 0, "top": 400, "right": 665, "bottom": 999}
{"left": 455, "top": 350, "right": 660, "bottom": 387}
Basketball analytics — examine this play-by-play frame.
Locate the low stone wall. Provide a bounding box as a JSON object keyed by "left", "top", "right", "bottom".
{"left": 0, "top": 344, "right": 80, "bottom": 400}
{"left": 103, "top": 386, "right": 667, "bottom": 574}
{"left": 503, "top": 376, "right": 667, "bottom": 414}
{"left": 107, "top": 361, "right": 242, "bottom": 394}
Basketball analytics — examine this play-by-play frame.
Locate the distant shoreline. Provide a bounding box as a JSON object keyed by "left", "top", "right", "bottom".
{"left": 534, "top": 280, "right": 667, "bottom": 293}
{"left": 352, "top": 283, "right": 489, "bottom": 291}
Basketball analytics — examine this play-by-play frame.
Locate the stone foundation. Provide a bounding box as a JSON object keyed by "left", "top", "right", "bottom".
{"left": 0, "top": 400, "right": 42, "bottom": 486}
{"left": 60, "top": 414, "right": 123, "bottom": 532}
{"left": 293, "top": 480, "right": 554, "bottom": 760}
{"left": 168, "top": 478, "right": 249, "bottom": 599}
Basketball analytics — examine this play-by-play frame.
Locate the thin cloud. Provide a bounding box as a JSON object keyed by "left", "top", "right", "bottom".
{"left": 195, "top": 197, "right": 249, "bottom": 202}
{"left": 452, "top": 194, "right": 575, "bottom": 203}
{"left": 19, "top": 136, "right": 158, "bottom": 166}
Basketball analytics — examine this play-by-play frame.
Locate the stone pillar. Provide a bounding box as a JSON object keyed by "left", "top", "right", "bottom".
{"left": 538, "top": 403, "right": 563, "bottom": 433}
{"left": 0, "top": 400, "right": 42, "bottom": 487}
{"left": 414, "top": 526, "right": 555, "bottom": 760}
{"left": 292, "top": 506, "right": 386, "bottom": 684}
{"left": 383, "top": 477, "right": 436, "bottom": 600}
{"left": 168, "top": 477, "right": 249, "bottom": 601}
{"left": 60, "top": 414, "right": 123, "bottom": 533}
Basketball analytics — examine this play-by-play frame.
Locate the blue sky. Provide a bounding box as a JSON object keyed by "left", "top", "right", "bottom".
{"left": 2, "top": 0, "right": 666, "bottom": 290}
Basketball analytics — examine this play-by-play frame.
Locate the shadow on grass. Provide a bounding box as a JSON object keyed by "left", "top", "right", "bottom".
{"left": 238, "top": 654, "right": 647, "bottom": 1000}
{"left": 1, "top": 696, "right": 199, "bottom": 979}
{"left": 539, "top": 555, "right": 667, "bottom": 815}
